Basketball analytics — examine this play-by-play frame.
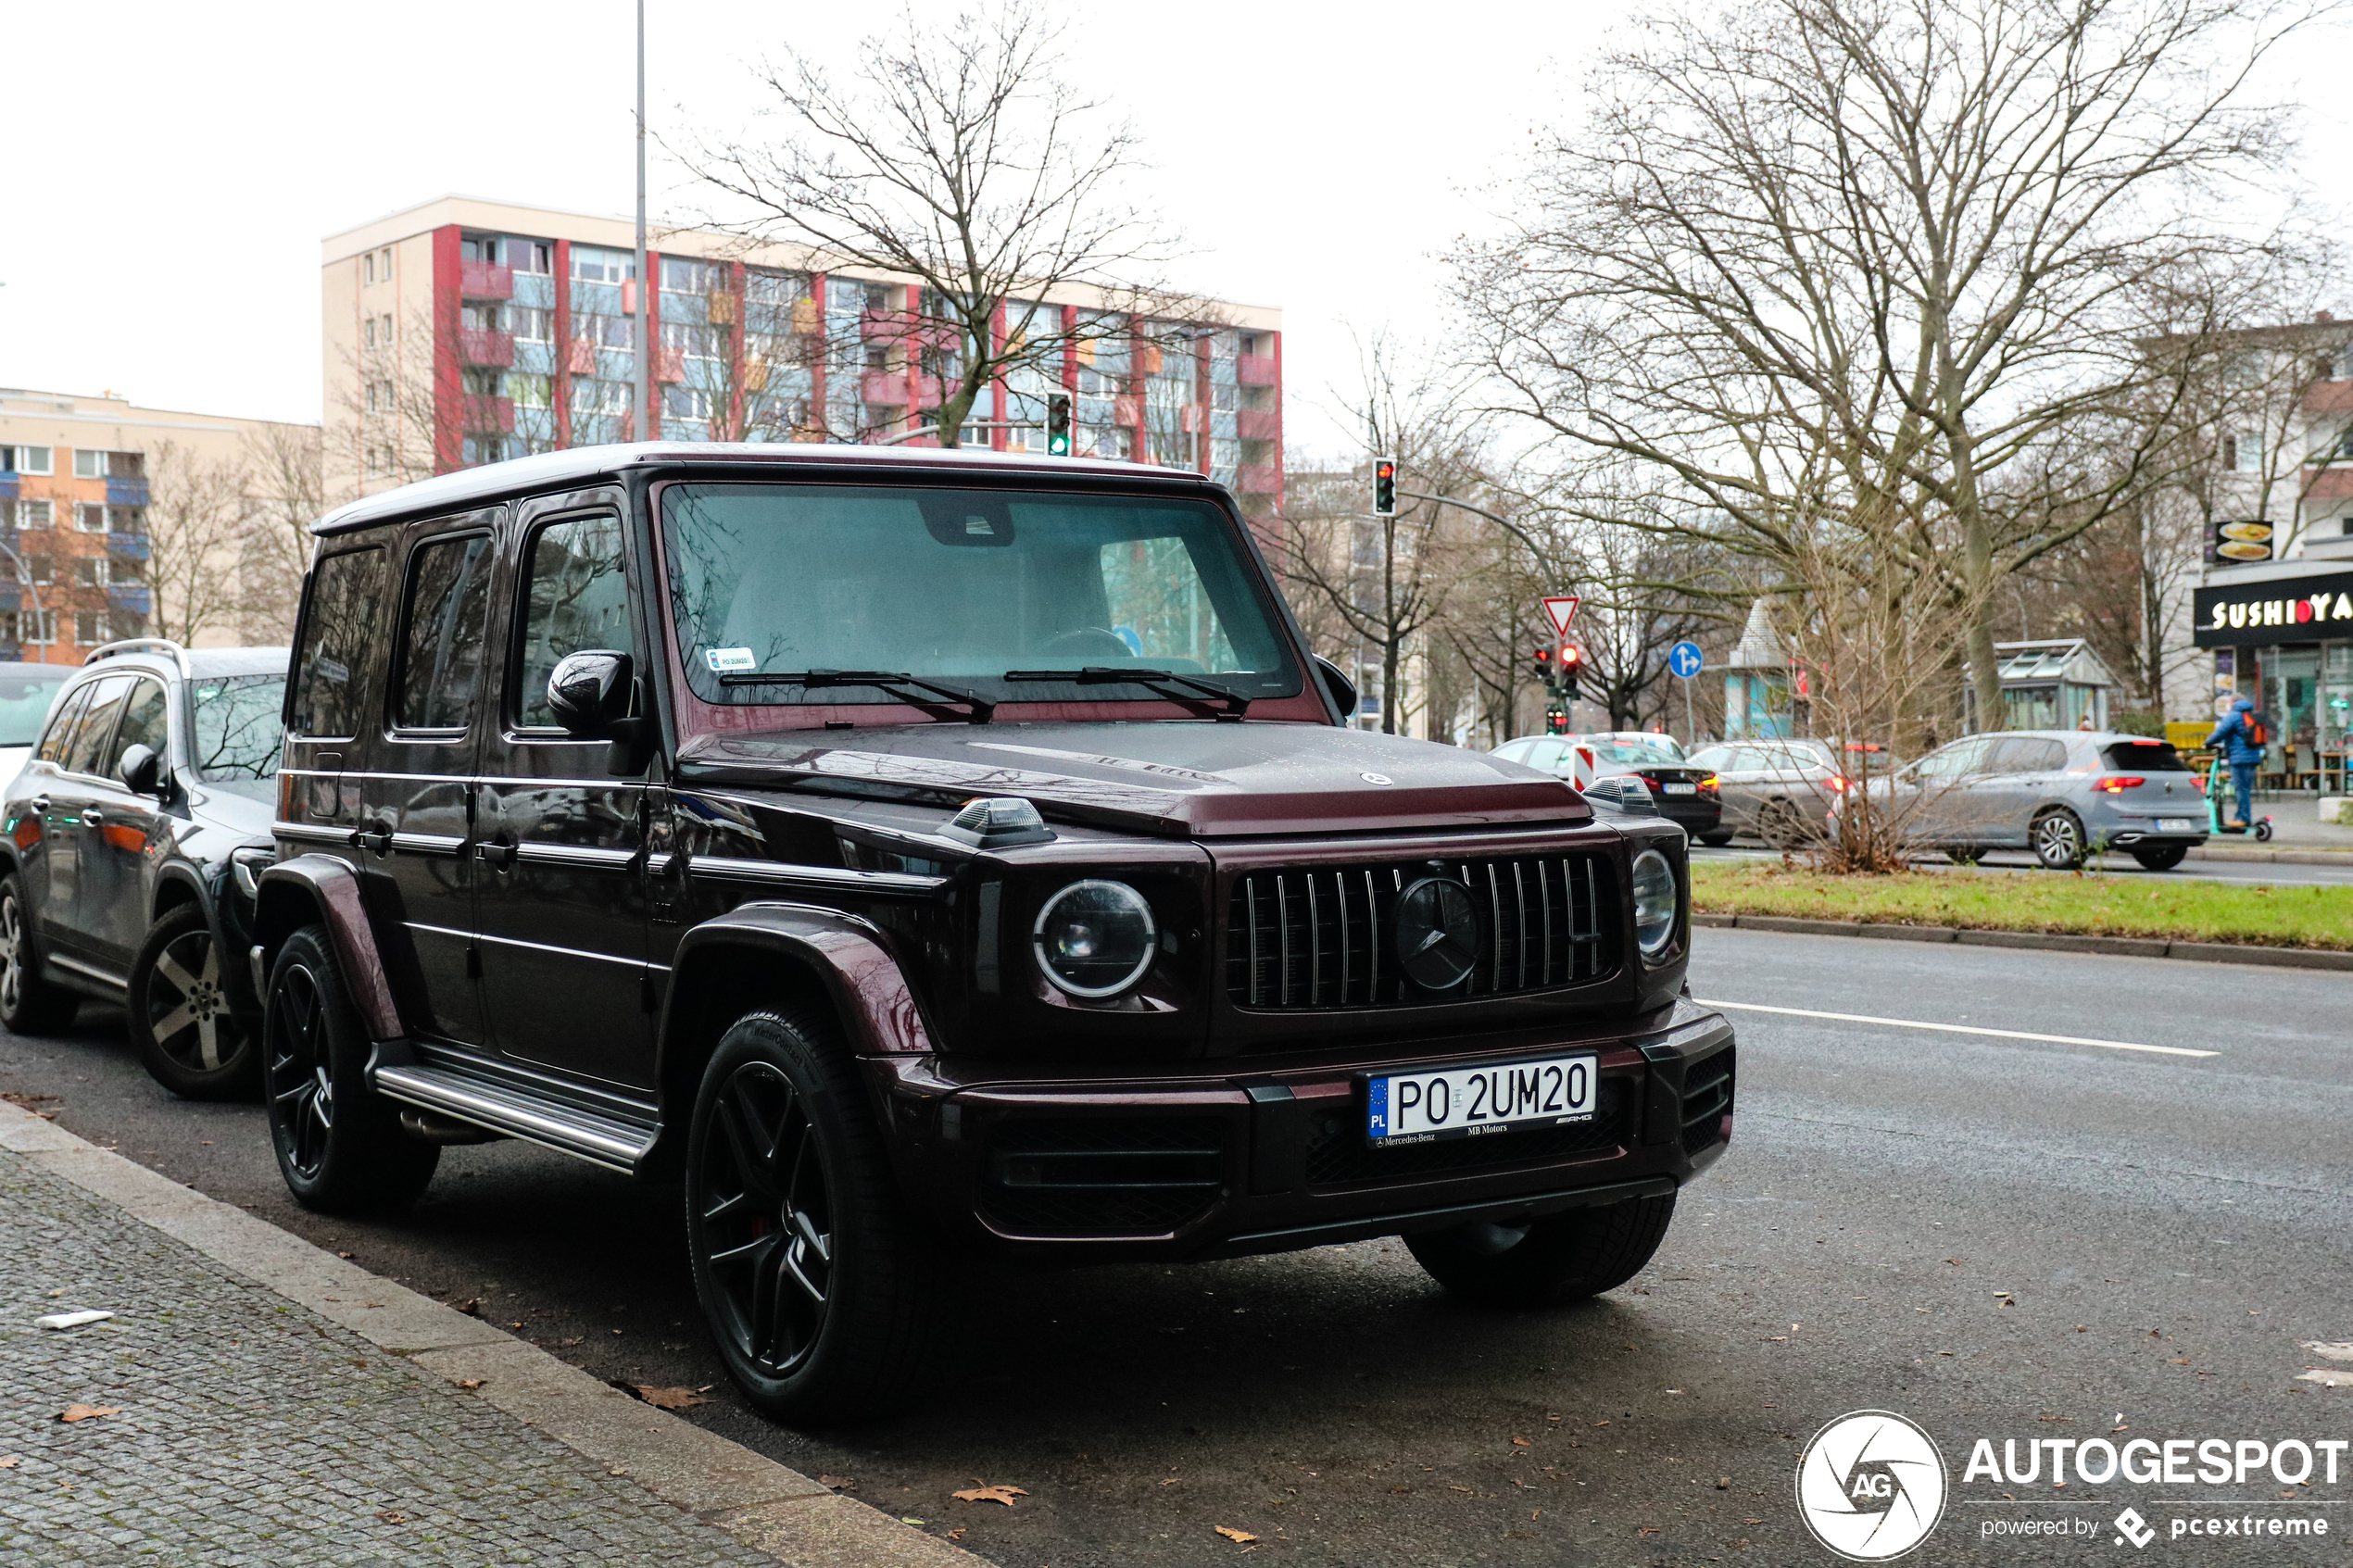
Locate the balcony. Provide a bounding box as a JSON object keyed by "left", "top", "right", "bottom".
{"left": 1237, "top": 408, "right": 1279, "bottom": 442}
{"left": 107, "top": 532, "right": 150, "bottom": 562}
{"left": 654, "top": 348, "right": 685, "bottom": 384}
{"left": 861, "top": 369, "right": 907, "bottom": 403}
{"left": 565, "top": 339, "right": 598, "bottom": 375}
{"left": 460, "top": 259, "right": 514, "bottom": 300}
{"left": 1236, "top": 464, "right": 1281, "bottom": 495}
{"left": 105, "top": 478, "right": 150, "bottom": 508}
{"left": 463, "top": 395, "right": 516, "bottom": 434}
{"left": 459, "top": 330, "right": 515, "bottom": 368}
{"left": 106, "top": 583, "right": 153, "bottom": 616}
{"left": 1114, "top": 394, "right": 1142, "bottom": 428}
{"left": 1237, "top": 353, "right": 1278, "bottom": 388}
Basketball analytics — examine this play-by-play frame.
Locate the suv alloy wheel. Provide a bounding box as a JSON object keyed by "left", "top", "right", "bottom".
{"left": 131, "top": 904, "right": 258, "bottom": 1098}
{"left": 2030, "top": 808, "right": 2088, "bottom": 871}
{"left": 0, "top": 872, "right": 77, "bottom": 1034}
{"left": 262, "top": 925, "right": 439, "bottom": 1212}
{"left": 686, "top": 1009, "right": 947, "bottom": 1424}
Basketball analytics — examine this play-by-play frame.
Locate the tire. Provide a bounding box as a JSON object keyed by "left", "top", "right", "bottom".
{"left": 2254, "top": 821, "right": 2274, "bottom": 843}
{"left": 1695, "top": 831, "right": 1735, "bottom": 847}
{"left": 2030, "top": 809, "right": 2087, "bottom": 871}
{"left": 1405, "top": 1191, "right": 1678, "bottom": 1308}
{"left": 2130, "top": 845, "right": 2187, "bottom": 872}
{"left": 686, "top": 1008, "right": 948, "bottom": 1424}
{"left": 262, "top": 924, "right": 438, "bottom": 1213}
{"left": 1756, "top": 799, "right": 1805, "bottom": 850}
{"left": 0, "top": 872, "right": 77, "bottom": 1034}
{"left": 131, "top": 904, "right": 258, "bottom": 1098}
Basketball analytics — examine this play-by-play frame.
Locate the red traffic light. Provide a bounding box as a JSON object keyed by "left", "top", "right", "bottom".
{"left": 1531, "top": 646, "right": 1552, "bottom": 664}
{"left": 1560, "top": 646, "right": 1583, "bottom": 667}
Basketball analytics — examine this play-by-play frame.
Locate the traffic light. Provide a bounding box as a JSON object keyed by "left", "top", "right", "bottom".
{"left": 1559, "top": 644, "right": 1582, "bottom": 702}
{"left": 1045, "top": 393, "right": 1073, "bottom": 457}
{"left": 1373, "top": 458, "right": 1397, "bottom": 516}
{"left": 1531, "top": 646, "right": 1554, "bottom": 684}
{"left": 1544, "top": 706, "right": 1568, "bottom": 734}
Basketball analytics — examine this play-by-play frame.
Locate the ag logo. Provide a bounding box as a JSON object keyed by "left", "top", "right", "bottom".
{"left": 1795, "top": 1410, "right": 1947, "bottom": 1561}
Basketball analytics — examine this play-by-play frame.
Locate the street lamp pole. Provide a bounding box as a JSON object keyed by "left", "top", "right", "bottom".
{"left": 634, "top": 0, "right": 650, "bottom": 448}
{"left": 0, "top": 540, "right": 49, "bottom": 663}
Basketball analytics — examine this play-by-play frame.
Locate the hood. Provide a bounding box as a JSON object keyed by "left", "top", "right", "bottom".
{"left": 2232, "top": 696, "right": 2255, "bottom": 713}
{"left": 676, "top": 721, "right": 1591, "bottom": 838}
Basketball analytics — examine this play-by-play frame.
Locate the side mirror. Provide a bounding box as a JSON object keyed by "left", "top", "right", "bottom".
{"left": 1314, "top": 656, "right": 1358, "bottom": 720}
{"left": 546, "top": 650, "right": 634, "bottom": 736}
{"left": 118, "top": 743, "right": 162, "bottom": 797}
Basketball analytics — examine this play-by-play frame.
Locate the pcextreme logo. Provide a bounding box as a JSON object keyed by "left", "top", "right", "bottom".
{"left": 1796, "top": 1411, "right": 1949, "bottom": 1561}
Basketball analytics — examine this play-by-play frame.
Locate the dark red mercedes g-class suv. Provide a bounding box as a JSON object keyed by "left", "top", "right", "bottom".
{"left": 252, "top": 443, "right": 1733, "bottom": 1421}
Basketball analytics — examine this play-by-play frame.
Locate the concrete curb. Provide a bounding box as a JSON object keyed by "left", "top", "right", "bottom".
{"left": 2185, "top": 847, "right": 2353, "bottom": 865}
{"left": 1691, "top": 911, "right": 2353, "bottom": 971}
{"left": 0, "top": 1100, "right": 974, "bottom": 1568}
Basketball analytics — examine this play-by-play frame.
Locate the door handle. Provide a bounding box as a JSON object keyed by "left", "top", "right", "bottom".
{"left": 348, "top": 822, "right": 394, "bottom": 854}
{"left": 475, "top": 840, "right": 517, "bottom": 870}
{"left": 82, "top": 809, "right": 105, "bottom": 827}
{"left": 30, "top": 796, "right": 50, "bottom": 813}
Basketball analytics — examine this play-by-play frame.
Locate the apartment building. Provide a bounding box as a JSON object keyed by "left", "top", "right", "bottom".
{"left": 0, "top": 389, "right": 313, "bottom": 664}
{"left": 322, "top": 195, "right": 1284, "bottom": 521}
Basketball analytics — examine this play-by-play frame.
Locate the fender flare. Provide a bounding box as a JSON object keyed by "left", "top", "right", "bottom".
{"left": 252, "top": 855, "right": 403, "bottom": 1042}
{"left": 660, "top": 901, "right": 937, "bottom": 1065}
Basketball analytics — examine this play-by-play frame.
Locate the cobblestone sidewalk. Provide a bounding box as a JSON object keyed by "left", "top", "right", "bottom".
{"left": 0, "top": 1146, "right": 778, "bottom": 1567}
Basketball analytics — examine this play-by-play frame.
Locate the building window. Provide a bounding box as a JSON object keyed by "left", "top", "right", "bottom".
{"left": 663, "top": 385, "right": 714, "bottom": 420}
{"left": 17, "top": 500, "right": 52, "bottom": 530}
{"left": 660, "top": 320, "right": 719, "bottom": 359}
{"left": 461, "top": 235, "right": 502, "bottom": 265}
{"left": 75, "top": 558, "right": 107, "bottom": 587}
{"left": 572, "top": 247, "right": 634, "bottom": 284}
{"left": 380, "top": 248, "right": 394, "bottom": 280}
{"left": 510, "top": 374, "right": 552, "bottom": 409}
{"left": 74, "top": 450, "right": 107, "bottom": 479}
{"left": 364, "top": 253, "right": 375, "bottom": 284}
{"left": 380, "top": 313, "right": 394, "bottom": 345}
{"left": 2223, "top": 431, "right": 2260, "bottom": 472}
{"left": 76, "top": 612, "right": 109, "bottom": 646}
{"left": 10, "top": 609, "right": 57, "bottom": 646}
{"left": 517, "top": 242, "right": 553, "bottom": 276}
{"left": 363, "top": 317, "right": 376, "bottom": 348}
{"left": 77, "top": 503, "right": 108, "bottom": 533}
{"left": 24, "top": 555, "right": 50, "bottom": 585}
{"left": 3, "top": 445, "right": 52, "bottom": 476}
{"left": 512, "top": 307, "right": 553, "bottom": 344}
{"left": 661, "top": 257, "right": 723, "bottom": 294}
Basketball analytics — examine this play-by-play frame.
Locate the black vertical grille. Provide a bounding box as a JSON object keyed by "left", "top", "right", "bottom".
{"left": 1227, "top": 852, "right": 1615, "bottom": 1010}
{"left": 1680, "top": 1045, "right": 1734, "bottom": 1155}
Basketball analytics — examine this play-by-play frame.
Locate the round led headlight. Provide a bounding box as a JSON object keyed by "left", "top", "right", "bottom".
{"left": 1033, "top": 880, "right": 1157, "bottom": 998}
{"left": 1630, "top": 847, "right": 1680, "bottom": 961}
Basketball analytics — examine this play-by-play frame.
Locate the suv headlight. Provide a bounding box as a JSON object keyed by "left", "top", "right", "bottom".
{"left": 1033, "top": 880, "right": 1157, "bottom": 997}
{"left": 1630, "top": 847, "right": 1680, "bottom": 961}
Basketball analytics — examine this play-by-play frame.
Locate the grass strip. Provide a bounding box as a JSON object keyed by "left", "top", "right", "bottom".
{"left": 1690, "top": 859, "right": 2353, "bottom": 950}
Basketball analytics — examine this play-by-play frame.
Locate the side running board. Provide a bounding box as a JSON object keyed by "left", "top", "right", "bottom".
{"left": 371, "top": 1063, "right": 658, "bottom": 1174}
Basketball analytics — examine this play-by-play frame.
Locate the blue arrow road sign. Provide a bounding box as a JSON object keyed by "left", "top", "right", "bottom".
{"left": 1667, "top": 640, "right": 1705, "bottom": 679}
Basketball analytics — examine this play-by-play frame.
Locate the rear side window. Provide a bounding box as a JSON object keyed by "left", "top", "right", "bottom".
{"left": 35, "top": 684, "right": 92, "bottom": 764}
{"left": 515, "top": 514, "right": 630, "bottom": 730}
{"left": 1993, "top": 738, "right": 2068, "bottom": 773}
{"left": 113, "top": 679, "right": 170, "bottom": 766}
{"left": 396, "top": 533, "right": 496, "bottom": 731}
{"left": 293, "top": 546, "right": 389, "bottom": 738}
{"left": 64, "top": 675, "right": 132, "bottom": 776}
{"left": 2101, "top": 740, "right": 2189, "bottom": 772}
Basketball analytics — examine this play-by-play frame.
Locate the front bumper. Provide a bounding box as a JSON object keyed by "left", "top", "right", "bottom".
{"left": 864, "top": 1002, "right": 1734, "bottom": 1261}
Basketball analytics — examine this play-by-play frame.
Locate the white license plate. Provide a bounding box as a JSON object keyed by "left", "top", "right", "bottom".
{"left": 1365, "top": 1054, "right": 1597, "bottom": 1146}
{"left": 1660, "top": 782, "right": 1697, "bottom": 796}
{"left": 2157, "top": 818, "right": 2195, "bottom": 834}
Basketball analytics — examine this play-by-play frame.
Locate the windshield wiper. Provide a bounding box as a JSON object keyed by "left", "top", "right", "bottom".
{"left": 719, "top": 669, "right": 994, "bottom": 724}
{"left": 1002, "top": 666, "right": 1250, "bottom": 720}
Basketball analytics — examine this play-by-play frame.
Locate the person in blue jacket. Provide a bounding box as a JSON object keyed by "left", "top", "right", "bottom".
{"left": 2205, "top": 696, "right": 2265, "bottom": 828}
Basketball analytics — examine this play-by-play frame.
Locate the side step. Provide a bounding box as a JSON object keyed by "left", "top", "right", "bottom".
{"left": 371, "top": 1063, "right": 658, "bottom": 1174}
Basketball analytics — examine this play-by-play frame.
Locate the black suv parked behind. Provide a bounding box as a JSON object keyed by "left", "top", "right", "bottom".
{"left": 0, "top": 640, "right": 288, "bottom": 1095}
{"left": 253, "top": 444, "right": 1735, "bottom": 1422}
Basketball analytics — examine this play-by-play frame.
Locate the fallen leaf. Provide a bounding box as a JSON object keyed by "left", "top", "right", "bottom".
{"left": 57, "top": 1404, "right": 120, "bottom": 1424}
{"left": 454, "top": 1298, "right": 480, "bottom": 1316}
{"left": 458, "top": 1379, "right": 484, "bottom": 1390}
{"left": 633, "top": 1385, "right": 711, "bottom": 1411}
{"left": 952, "top": 1486, "right": 1027, "bottom": 1506}
{"left": 946, "top": 1527, "right": 965, "bottom": 1540}
{"left": 1215, "top": 1526, "right": 1258, "bottom": 1543}
{"left": 1511, "top": 1436, "right": 1531, "bottom": 1447}
{"left": 817, "top": 1474, "right": 856, "bottom": 1490}
{"left": 337, "top": 1251, "right": 353, "bottom": 1259}
{"left": 1716, "top": 1477, "right": 1732, "bottom": 1489}
{"left": 557, "top": 1336, "right": 584, "bottom": 1348}
{"left": 0, "top": 1458, "right": 17, "bottom": 1468}
{"left": 375, "top": 1511, "right": 407, "bottom": 1524}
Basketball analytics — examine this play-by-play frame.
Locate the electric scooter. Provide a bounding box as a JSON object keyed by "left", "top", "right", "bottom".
{"left": 2201, "top": 755, "right": 2275, "bottom": 841}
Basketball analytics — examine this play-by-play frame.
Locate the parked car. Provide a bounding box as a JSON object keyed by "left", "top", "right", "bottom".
{"left": 1683, "top": 738, "right": 1858, "bottom": 847}
{"left": 249, "top": 443, "right": 1735, "bottom": 1424}
{"left": 1492, "top": 732, "right": 1726, "bottom": 843}
{"left": 1841, "top": 731, "right": 2208, "bottom": 870}
{"left": 0, "top": 641, "right": 288, "bottom": 1095}
{"left": 0, "top": 662, "right": 77, "bottom": 796}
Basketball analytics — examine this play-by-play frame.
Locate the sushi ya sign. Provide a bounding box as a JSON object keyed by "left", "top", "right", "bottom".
{"left": 2193, "top": 571, "right": 2353, "bottom": 646}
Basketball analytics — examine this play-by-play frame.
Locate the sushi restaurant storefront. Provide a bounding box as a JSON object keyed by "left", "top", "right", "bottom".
{"left": 2191, "top": 564, "right": 2353, "bottom": 790}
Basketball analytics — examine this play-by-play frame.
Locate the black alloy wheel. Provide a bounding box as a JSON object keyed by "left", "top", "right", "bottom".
{"left": 2130, "top": 844, "right": 2188, "bottom": 872}
{"left": 2031, "top": 809, "right": 2088, "bottom": 871}
{"left": 1756, "top": 798, "right": 1805, "bottom": 850}
{"left": 261, "top": 924, "right": 437, "bottom": 1212}
{"left": 0, "top": 873, "right": 77, "bottom": 1034}
{"left": 131, "top": 905, "right": 257, "bottom": 1098}
{"left": 686, "top": 1010, "right": 946, "bottom": 1424}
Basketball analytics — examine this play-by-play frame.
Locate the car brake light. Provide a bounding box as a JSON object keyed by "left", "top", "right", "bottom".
{"left": 1699, "top": 774, "right": 1719, "bottom": 791}
{"left": 2092, "top": 776, "right": 2145, "bottom": 794}
{"left": 1828, "top": 774, "right": 1851, "bottom": 792}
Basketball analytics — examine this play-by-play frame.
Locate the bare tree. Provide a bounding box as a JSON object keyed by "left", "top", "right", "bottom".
{"left": 686, "top": 3, "right": 1195, "bottom": 446}
{"left": 1457, "top": 0, "right": 2317, "bottom": 732}
{"left": 144, "top": 441, "right": 249, "bottom": 646}
{"left": 235, "top": 422, "right": 326, "bottom": 642}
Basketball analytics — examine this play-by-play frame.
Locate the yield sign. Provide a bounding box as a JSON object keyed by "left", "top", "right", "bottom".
{"left": 1541, "top": 596, "right": 1580, "bottom": 637}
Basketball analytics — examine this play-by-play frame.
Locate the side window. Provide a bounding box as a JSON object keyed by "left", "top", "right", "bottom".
{"left": 64, "top": 676, "right": 133, "bottom": 776}
{"left": 293, "top": 546, "right": 390, "bottom": 738}
{"left": 396, "top": 533, "right": 497, "bottom": 732}
{"left": 514, "top": 513, "right": 631, "bottom": 730}
{"left": 1914, "top": 737, "right": 1987, "bottom": 780}
{"left": 35, "top": 684, "right": 92, "bottom": 765}
{"left": 1990, "top": 737, "right": 2067, "bottom": 774}
{"left": 113, "top": 680, "right": 170, "bottom": 770}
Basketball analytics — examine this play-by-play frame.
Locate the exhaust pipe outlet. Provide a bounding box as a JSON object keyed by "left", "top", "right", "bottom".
{"left": 398, "top": 1109, "right": 505, "bottom": 1145}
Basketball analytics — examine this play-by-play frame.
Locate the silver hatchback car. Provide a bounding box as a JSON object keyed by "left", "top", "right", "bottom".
{"left": 1846, "top": 731, "right": 2209, "bottom": 870}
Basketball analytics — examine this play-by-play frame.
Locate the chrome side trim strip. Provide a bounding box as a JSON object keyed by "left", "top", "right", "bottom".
{"left": 46, "top": 952, "right": 126, "bottom": 988}
{"left": 272, "top": 822, "right": 348, "bottom": 846}
{"left": 370, "top": 1063, "right": 655, "bottom": 1174}
{"left": 689, "top": 856, "right": 946, "bottom": 894}
{"left": 402, "top": 920, "right": 647, "bottom": 971}
{"left": 390, "top": 833, "right": 465, "bottom": 856}
{"left": 513, "top": 842, "right": 638, "bottom": 868}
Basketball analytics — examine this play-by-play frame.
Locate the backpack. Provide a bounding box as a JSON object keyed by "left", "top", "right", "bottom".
{"left": 2244, "top": 713, "right": 2269, "bottom": 746}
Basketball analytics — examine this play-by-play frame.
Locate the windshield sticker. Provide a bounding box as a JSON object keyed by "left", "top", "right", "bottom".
{"left": 705, "top": 647, "right": 758, "bottom": 672}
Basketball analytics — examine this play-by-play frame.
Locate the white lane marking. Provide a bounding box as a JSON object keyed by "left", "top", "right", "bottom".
{"left": 1692, "top": 999, "right": 2219, "bottom": 1058}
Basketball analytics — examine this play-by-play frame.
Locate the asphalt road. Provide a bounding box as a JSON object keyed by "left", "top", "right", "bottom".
{"left": 1692, "top": 840, "right": 2353, "bottom": 888}
{"left": 4, "top": 934, "right": 2347, "bottom": 1567}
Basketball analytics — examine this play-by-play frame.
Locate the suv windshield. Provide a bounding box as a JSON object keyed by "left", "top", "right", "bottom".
{"left": 0, "top": 671, "right": 70, "bottom": 746}
{"left": 661, "top": 483, "right": 1300, "bottom": 708}
{"left": 189, "top": 673, "right": 286, "bottom": 800}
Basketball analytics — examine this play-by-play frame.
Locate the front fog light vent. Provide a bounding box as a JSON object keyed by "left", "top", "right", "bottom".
{"left": 942, "top": 796, "right": 1054, "bottom": 847}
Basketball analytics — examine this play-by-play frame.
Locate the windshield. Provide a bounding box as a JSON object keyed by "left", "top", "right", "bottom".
{"left": 1583, "top": 736, "right": 1687, "bottom": 765}
{"left": 189, "top": 673, "right": 285, "bottom": 801}
{"left": 661, "top": 483, "right": 1300, "bottom": 708}
{"left": 0, "top": 671, "right": 70, "bottom": 747}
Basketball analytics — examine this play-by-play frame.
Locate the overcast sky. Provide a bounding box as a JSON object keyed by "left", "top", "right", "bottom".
{"left": 8, "top": 1, "right": 2351, "bottom": 458}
